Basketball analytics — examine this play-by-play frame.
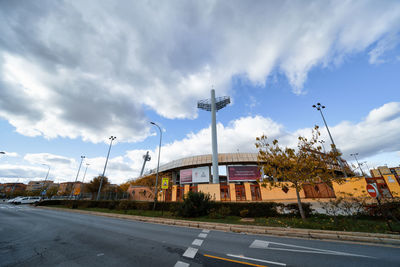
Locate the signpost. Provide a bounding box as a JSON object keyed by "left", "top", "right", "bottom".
{"left": 367, "top": 183, "right": 396, "bottom": 232}
{"left": 161, "top": 177, "right": 169, "bottom": 216}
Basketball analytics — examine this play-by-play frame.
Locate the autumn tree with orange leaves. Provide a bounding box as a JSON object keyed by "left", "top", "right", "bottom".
{"left": 256, "top": 126, "right": 345, "bottom": 220}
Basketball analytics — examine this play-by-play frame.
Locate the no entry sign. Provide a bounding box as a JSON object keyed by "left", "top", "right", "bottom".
{"left": 366, "top": 183, "right": 380, "bottom": 198}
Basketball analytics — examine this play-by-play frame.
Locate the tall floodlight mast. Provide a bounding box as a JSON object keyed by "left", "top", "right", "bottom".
{"left": 140, "top": 151, "right": 151, "bottom": 177}
{"left": 198, "top": 89, "right": 230, "bottom": 183}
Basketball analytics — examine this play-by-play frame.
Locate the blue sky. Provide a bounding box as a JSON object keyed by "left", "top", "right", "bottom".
{"left": 0, "top": 1, "right": 400, "bottom": 184}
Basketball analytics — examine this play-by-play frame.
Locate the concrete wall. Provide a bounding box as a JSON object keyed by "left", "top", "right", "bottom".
{"left": 244, "top": 183, "right": 252, "bottom": 201}
{"left": 229, "top": 183, "right": 236, "bottom": 201}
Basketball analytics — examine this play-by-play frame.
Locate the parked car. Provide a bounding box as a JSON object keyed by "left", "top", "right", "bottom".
{"left": 20, "top": 196, "right": 42, "bottom": 204}
{"left": 7, "top": 196, "right": 24, "bottom": 204}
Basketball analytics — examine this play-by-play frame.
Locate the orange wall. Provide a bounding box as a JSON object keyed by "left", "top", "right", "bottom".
{"left": 229, "top": 184, "right": 236, "bottom": 201}
{"left": 332, "top": 177, "right": 369, "bottom": 198}
{"left": 383, "top": 174, "right": 400, "bottom": 197}
{"left": 244, "top": 183, "right": 252, "bottom": 201}
{"left": 198, "top": 184, "right": 220, "bottom": 201}
{"left": 260, "top": 182, "right": 305, "bottom": 202}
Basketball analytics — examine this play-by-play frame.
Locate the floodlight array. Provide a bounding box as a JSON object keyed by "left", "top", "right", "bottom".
{"left": 197, "top": 96, "right": 230, "bottom": 111}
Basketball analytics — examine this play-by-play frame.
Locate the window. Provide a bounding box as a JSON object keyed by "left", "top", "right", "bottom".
{"left": 235, "top": 184, "right": 246, "bottom": 201}
{"left": 220, "top": 184, "right": 230, "bottom": 201}
{"left": 176, "top": 186, "right": 185, "bottom": 201}
{"left": 250, "top": 184, "right": 261, "bottom": 201}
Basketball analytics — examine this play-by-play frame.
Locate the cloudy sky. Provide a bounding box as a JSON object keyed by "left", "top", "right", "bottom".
{"left": 0, "top": 0, "right": 399, "bottom": 185}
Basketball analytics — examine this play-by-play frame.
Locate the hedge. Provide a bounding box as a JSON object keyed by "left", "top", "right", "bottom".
{"left": 37, "top": 199, "right": 313, "bottom": 218}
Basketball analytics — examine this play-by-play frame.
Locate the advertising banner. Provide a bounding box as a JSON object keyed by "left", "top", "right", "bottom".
{"left": 192, "top": 166, "right": 210, "bottom": 183}
{"left": 228, "top": 166, "right": 260, "bottom": 182}
{"left": 180, "top": 169, "right": 192, "bottom": 184}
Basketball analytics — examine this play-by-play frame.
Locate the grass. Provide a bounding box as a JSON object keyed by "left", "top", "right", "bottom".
{"left": 44, "top": 204, "right": 400, "bottom": 234}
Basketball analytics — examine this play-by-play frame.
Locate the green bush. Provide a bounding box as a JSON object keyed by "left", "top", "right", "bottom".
{"left": 178, "top": 191, "right": 212, "bottom": 217}
{"left": 208, "top": 206, "right": 231, "bottom": 219}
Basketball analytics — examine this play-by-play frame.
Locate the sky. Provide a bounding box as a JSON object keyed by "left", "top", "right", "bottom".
{"left": 0, "top": 0, "right": 399, "bottom": 185}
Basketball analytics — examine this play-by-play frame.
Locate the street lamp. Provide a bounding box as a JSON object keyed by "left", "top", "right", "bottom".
{"left": 80, "top": 163, "right": 90, "bottom": 199}
{"left": 70, "top": 156, "right": 85, "bottom": 200}
{"left": 150, "top": 122, "right": 162, "bottom": 210}
{"left": 97, "top": 136, "right": 116, "bottom": 200}
{"left": 40, "top": 164, "right": 51, "bottom": 197}
{"left": 312, "top": 103, "right": 347, "bottom": 177}
{"left": 350, "top": 153, "right": 365, "bottom": 177}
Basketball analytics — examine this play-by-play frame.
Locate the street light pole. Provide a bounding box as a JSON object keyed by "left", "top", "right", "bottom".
{"left": 40, "top": 164, "right": 51, "bottom": 197}
{"left": 97, "top": 136, "right": 116, "bottom": 200}
{"left": 350, "top": 153, "right": 365, "bottom": 177}
{"left": 150, "top": 122, "right": 162, "bottom": 210}
{"left": 80, "top": 163, "right": 90, "bottom": 199}
{"left": 312, "top": 103, "right": 347, "bottom": 177}
{"left": 70, "top": 156, "right": 85, "bottom": 200}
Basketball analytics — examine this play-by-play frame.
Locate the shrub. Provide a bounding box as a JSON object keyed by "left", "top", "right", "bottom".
{"left": 208, "top": 206, "right": 231, "bottom": 219}
{"left": 178, "top": 191, "right": 212, "bottom": 217}
{"left": 240, "top": 209, "right": 249, "bottom": 217}
{"left": 278, "top": 203, "right": 313, "bottom": 217}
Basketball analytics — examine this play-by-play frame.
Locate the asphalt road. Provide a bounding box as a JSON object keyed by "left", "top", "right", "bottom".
{"left": 0, "top": 203, "right": 399, "bottom": 267}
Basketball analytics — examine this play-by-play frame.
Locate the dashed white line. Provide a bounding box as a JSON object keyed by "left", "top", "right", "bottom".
{"left": 198, "top": 233, "right": 207, "bottom": 238}
{"left": 192, "top": 239, "right": 203, "bottom": 246}
{"left": 202, "top": 229, "right": 210, "bottom": 233}
{"left": 183, "top": 247, "right": 198, "bottom": 258}
{"left": 174, "top": 261, "right": 190, "bottom": 267}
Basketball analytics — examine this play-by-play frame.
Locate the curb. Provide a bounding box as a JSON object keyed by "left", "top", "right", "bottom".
{"left": 36, "top": 206, "right": 400, "bottom": 246}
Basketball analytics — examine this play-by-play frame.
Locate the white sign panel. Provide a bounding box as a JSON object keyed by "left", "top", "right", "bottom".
{"left": 192, "top": 166, "right": 210, "bottom": 183}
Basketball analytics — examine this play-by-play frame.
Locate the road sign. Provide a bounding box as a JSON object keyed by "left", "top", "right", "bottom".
{"left": 366, "top": 183, "right": 380, "bottom": 198}
{"left": 161, "top": 178, "right": 169, "bottom": 189}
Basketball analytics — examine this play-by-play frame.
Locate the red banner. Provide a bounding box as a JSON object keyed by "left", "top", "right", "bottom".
{"left": 180, "top": 169, "right": 192, "bottom": 184}
{"left": 228, "top": 166, "right": 260, "bottom": 181}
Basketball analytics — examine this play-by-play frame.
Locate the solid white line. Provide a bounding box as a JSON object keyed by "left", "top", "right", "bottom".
{"left": 227, "top": 254, "right": 286, "bottom": 266}
{"left": 174, "top": 261, "right": 190, "bottom": 267}
{"left": 198, "top": 233, "right": 207, "bottom": 238}
{"left": 202, "top": 229, "right": 210, "bottom": 233}
{"left": 249, "top": 240, "right": 374, "bottom": 258}
{"left": 183, "top": 247, "right": 198, "bottom": 258}
{"left": 192, "top": 239, "right": 204, "bottom": 246}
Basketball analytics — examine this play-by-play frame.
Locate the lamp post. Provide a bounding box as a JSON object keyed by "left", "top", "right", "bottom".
{"left": 80, "top": 163, "right": 90, "bottom": 199}
{"left": 350, "top": 153, "right": 365, "bottom": 177}
{"left": 70, "top": 156, "right": 85, "bottom": 200}
{"left": 150, "top": 122, "right": 162, "bottom": 210}
{"left": 312, "top": 103, "right": 347, "bottom": 177}
{"left": 361, "top": 161, "right": 371, "bottom": 177}
{"left": 40, "top": 164, "right": 51, "bottom": 197}
{"left": 97, "top": 136, "right": 116, "bottom": 200}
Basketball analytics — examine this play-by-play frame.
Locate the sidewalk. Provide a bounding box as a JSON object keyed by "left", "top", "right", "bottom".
{"left": 37, "top": 206, "right": 400, "bottom": 246}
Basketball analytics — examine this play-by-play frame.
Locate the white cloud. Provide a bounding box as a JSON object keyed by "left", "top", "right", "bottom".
{"left": 0, "top": 1, "right": 399, "bottom": 143}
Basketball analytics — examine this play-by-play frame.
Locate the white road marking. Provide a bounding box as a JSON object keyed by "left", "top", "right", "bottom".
{"left": 198, "top": 233, "right": 207, "bottom": 238}
{"left": 227, "top": 254, "right": 286, "bottom": 266}
{"left": 97, "top": 253, "right": 104, "bottom": 256}
{"left": 174, "top": 261, "right": 190, "bottom": 267}
{"left": 202, "top": 229, "right": 210, "bottom": 233}
{"left": 183, "top": 247, "right": 198, "bottom": 258}
{"left": 250, "top": 240, "right": 375, "bottom": 258}
{"left": 192, "top": 239, "right": 203, "bottom": 246}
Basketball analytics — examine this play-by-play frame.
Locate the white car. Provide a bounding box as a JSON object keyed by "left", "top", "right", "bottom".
{"left": 20, "top": 196, "right": 42, "bottom": 204}
{"left": 7, "top": 196, "right": 24, "bottom": 204}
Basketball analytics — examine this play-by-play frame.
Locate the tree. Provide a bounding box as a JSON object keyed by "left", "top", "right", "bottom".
{"left": 256, "top": 125, "right": 345, "bottom": 220}
{"left": 46, "top": 187, "right": 59, "bottom": 198}
{"left": 85, "top": 176, "right": 110, "bottom": 198}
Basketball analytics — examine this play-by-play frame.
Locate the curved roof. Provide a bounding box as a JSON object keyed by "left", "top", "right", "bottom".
{"left": 156, "top": 153, "right": 259, "bottom": 173}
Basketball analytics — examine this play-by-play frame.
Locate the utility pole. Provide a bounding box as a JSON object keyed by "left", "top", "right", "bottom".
{"left": 312, "top": 103, "right": 347, "bottom": 177}
{"left": 70, "top": 156, "right": 85, "bottom": 200}
{"left": 80, "top": 163, "right": 90, "bottom": 199}
{"left": 40, "top": 164, "right": 51, "bottom": 197}
{"left": 97, "top": 136, "right": 116, "bottom": 200}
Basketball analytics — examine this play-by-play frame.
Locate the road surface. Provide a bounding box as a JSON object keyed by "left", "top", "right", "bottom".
{"left": 0, "top": 203, "right": 399, "bottom": 267}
